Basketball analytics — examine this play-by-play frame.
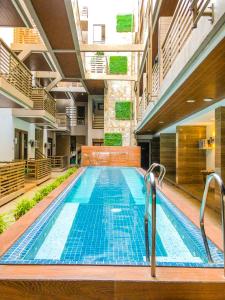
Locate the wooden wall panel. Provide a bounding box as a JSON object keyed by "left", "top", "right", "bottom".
{"left": 160, "top": 133, "right": 176, "bottom": 178}
{"left": 81, "top": 146, "right": 141, "bottom": 167}
{"left": 56, "top": 135, "right": 70, "bottom": 165}
{"left": 215, "top": 107, "right": 225, "bottom": 182}
{"left": 176, "top": 126, "right": 206, "bottom": 184}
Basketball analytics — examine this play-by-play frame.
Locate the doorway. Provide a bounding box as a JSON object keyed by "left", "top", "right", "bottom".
{"left": 138, "top": 142, "right": 149, "bottom": 170}
{"left": 47, "top": 137, "right": 53, "bottom": 157}
{"left": 14, "top": 129, "right": 28, "bottom": 160}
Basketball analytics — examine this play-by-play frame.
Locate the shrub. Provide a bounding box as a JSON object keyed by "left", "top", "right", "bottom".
{"left": 116, "top": 14, "right": 134, "bottom": 32}
{"left": 12, "top": 167, "right": 78, "bottom": 222}
{"left": 14, "top": 199, "right": 35, "bottom": 220}
{"left": 115, "top": 101, "right": 133, "bottom": 120}
{"left": 109, "top": 56, "right": 128, "bottom": 74}
{"left": 104, "top": 133, "right": 122, "bottom": 146}
{"left": 0, "top": 215, "right": 6, "bottom": 234}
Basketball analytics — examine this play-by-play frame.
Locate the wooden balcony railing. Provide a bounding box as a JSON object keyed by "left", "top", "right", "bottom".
{"left": 26, "top": 159, "right": 51, "bottom": 181}
{"left": 49, "top": 156, "right": 68, "bottom": 170}
{"left": 14, "top": 28, "right": 42, "bottom": 44}
{"left": 85, "top": 55, "right": 108, "bottom": 74}
{"left": 162, "top": 0, "right": 212, "bottom": 79}
{"left": 32, "top": 88, "right": 56, "bottom": 118}
{"left": 0, "top": 39, "right": 32, "bottom": 99}
{"left": 56, "top": 113, "right": 71, "bottom": 131}
{"left": 0, "top": 161, "right": 25, "bottom": 198}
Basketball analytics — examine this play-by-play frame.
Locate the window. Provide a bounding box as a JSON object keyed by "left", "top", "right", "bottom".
{"left": 93, "top": 24, "right": 105, "bottom": 44}
{"left": 77, "top": 106, "right": 85, "bottom": 125}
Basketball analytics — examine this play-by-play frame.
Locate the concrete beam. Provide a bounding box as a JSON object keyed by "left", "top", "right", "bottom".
{"left": 51, "top": 86, "right": 86, "bottom": 93}
{"left": 80, "top": 44, "right": 145, "bottom": 52}
{"left": 32, "top": 71, "right": 58, "bottom": 78}
{"left": 85, "top": 74, "right": 137, "bottom": 81}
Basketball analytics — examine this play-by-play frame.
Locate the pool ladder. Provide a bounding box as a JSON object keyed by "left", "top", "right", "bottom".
{"left": 200, "top": 172, "right": 225, "bottom": 275}
{"left": 144, "top": 163, "right": 166, "bottom": 277}
{"left": 144, "top": 163, "right": 166, "bottom": 187}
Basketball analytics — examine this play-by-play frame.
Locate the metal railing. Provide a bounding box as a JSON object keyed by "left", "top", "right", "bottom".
{"left": 144, "top": 171, "right": 157, "bottom": 277}
{"left": 162, "top": 0, "right": 213, "bottom": 79}
{"left": 32, "top": 88, "right": 56, "bottom": 118}
{"left": 0, "top": 39, "right": 32, "bottom": 99}
{"left": 200, "top": 173, "right": 225, "bottom": 275}
{"left": 145, "top": 163, "right": 166, "bottom": 187}
{"left": 85, "top": 55, "right": 108, "bottom": 74}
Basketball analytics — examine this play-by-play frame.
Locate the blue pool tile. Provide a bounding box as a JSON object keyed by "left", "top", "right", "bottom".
{"left": 0, "top": 166, "right": 223, "bottom": 268}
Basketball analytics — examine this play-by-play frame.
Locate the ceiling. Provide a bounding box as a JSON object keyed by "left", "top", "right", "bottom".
{"left": 24, "top": 53, "right": 52, "bottom": 71}
{"left": 30, "top": 0, "right": 82, "bottom": 79}
{"left": 0, "top": 0, "right": 26, "bottom": 27}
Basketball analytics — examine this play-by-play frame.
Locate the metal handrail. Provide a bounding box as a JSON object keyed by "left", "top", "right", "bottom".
{"left": 200, "top": 173, "right": 225, "bottom": 275}
{"left": 144, "top": 171, "right": 157, "bottom": 277}
{"left": 144, "top": 163, "right": 166, "bottom": 187}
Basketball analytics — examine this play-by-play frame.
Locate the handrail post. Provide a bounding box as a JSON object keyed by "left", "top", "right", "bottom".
{"left": 144, "top": 171, "right": 157, "bottom": 277}
{"left": 200, "top": 173, "right": 225, "bottom": 275}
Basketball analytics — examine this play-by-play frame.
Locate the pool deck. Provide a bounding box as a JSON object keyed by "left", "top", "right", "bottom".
{"left": 0, "top": 167, "right": 224, "bottom": 300}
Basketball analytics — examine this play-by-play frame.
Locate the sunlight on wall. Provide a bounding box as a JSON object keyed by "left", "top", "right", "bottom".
{"left": 0, "top": 28, "right": 14, "bottom": 46}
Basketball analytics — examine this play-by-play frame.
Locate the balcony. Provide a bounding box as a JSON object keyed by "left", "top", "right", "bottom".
{"left": 13, "top": 88, "right": 56, "bottom": 127}
{"left": 13, "top": 28, "right": 42, "bottom": 45}
{"left": 56, "top": 113, "right": 71, "bottom": 132}
{"left": 136, "top": 0, "right": 225, "bottom": 133}
{"left": 0, "top": 39, "right": 33, "bottom": 108}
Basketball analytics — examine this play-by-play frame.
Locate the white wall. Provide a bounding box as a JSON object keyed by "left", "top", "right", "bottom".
{"left": 0, "top": 109, "right": 14, "bottom": 161}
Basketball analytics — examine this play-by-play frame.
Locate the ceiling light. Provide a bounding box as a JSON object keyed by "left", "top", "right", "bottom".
{"left": 204, "top": 98, "right": 214, "bottom": 102}
{"left": 186, "top": 100, "right": 195, "bottom": 103}
{"left": 159, "top": 121, "right": 164, "bottom": 124}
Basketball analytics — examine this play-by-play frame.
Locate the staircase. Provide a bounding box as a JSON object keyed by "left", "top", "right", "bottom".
{"left": 35, "top": 149, "right": 46, "bottom": 159}
{"left": 93, "top": 114, "right": 104, "bottom": 129}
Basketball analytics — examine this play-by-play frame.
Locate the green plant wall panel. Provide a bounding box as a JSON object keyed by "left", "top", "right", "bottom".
{"left": 115, "top": 101, "right": 133, "bottom": 120}
{"left": 109, "top": 56, "right": 128, "bottom": 74}
{"left": 104, "top": 133, "right": 122, "bottom": 146}
{"left": 116, "top": 14, "right": 134, "bottom": 32}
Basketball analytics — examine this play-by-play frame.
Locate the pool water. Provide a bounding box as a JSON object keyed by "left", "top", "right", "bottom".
{"left": 0, "top": 167, "right": 223, "bottom": 267}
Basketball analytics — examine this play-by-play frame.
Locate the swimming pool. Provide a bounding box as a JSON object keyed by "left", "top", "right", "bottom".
{"left": 0, "top": 167, "right": 223, "bottom": 267}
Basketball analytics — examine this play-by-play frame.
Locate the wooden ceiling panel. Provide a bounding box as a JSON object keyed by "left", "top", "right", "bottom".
{"left": 140, "top": 38, "right": 225, "bottom": 134}
{"left": 31, "top": 0, "right": 74, "bottom": 50}
{"left": 55, "top": 53, "right": 81, "bottom": 78}
{"left": 50, "top": 91, "right": 69, "bottom": 99}
{"left": 84, "top": 80, "right": 105, "bottom": 95}
{"left": 0, "top": 0, "right": 26, "bottom": 27}
{"left": 24, "top": 53, "right": 52, "bottom": 71}
{"left": 72, "top": 93, "right": 88, "bottom": 102}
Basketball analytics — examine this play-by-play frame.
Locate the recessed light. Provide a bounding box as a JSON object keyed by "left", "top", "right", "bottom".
{"left": 159, "top": 121, "right": 164, "bottom": 124}
{"left": 204, "top": 98, "right": 214, "bottom": 102}
{"left": 186, "top": 100, "right": 195, "bottom": 103}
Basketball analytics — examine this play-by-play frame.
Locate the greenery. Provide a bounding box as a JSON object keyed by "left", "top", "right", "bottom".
{"left": 115, "top": 101, "right": 133, "bottom": 120}
{"left": 14, "top": 198, "right": 35, "bottom": 220}
{"left": 0, "top": 167, "right": 77, "bottom": 233}
{"left": 109, "top": 56, "right": 128, "bottom": 74}
{"left": 0, "top": 215, "right": 7, "bottom": 234}
{"left": 116, "top": 14, "right": 134, "bottom": 32}
{"left": 104, "top": 133, "right": 122, "bottom": 146}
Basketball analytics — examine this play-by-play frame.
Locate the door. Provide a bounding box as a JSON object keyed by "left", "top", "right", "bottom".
{"left": 47, "top": 138, "right": 53, "bottom": 157}
{"left": 138, "top": 142, "right": 149, "bottom": 170}
{"left": 14, "top": 129, "right": 28, "bottom": 160}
